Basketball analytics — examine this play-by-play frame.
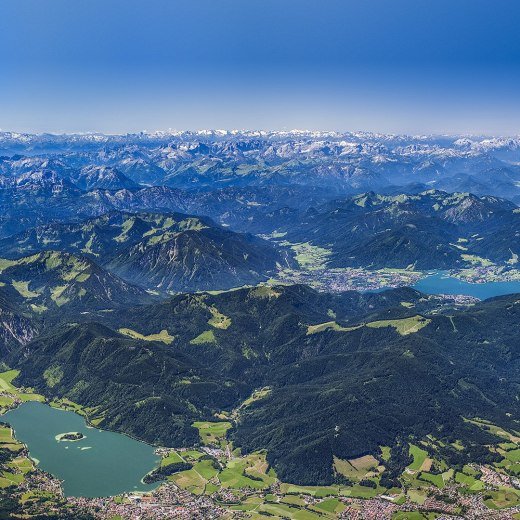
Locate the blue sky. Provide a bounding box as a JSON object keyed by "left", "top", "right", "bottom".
{"left": 1, "top": 0, "right": 520, "bottom": 134}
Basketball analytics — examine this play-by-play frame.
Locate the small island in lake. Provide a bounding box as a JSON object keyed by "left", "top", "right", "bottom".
{"left": 55, "top": 432, "right": 85, "bottom": 442}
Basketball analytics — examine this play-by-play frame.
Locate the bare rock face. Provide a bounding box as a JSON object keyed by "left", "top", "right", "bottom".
{"left": 0, "top": 301, "right": 37, "bottom": 353}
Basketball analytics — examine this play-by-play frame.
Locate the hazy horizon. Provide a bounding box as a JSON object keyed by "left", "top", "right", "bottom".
{"left": 1, "top": 128, "right": 519, "bottom": 139}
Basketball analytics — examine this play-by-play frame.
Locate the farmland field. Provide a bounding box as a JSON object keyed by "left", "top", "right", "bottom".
{"left": 193, "top": 421, "right": 232, "bottom": 445}
{"left": 408, "top": 445, "right": 428, "bottom": 471}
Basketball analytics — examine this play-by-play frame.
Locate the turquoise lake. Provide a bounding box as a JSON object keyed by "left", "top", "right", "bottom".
{"left": 3, "top": 401, "right": 160, "bottom": 497}
{"left": 413, "top": 271, "right": 520, "bottom": 299}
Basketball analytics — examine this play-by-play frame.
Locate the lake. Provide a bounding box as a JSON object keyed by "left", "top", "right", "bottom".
{"left": 3, "top": 401, "right": 160, "bottom": 497}
{"left": 413, "top": 271, "right": 520, "bottom": 299}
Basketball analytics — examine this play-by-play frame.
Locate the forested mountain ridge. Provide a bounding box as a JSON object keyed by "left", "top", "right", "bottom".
{"left": 11, "top": 285, "right": 520, "bottom": 484}
{"left": 275, "top": 190, "right": 520, "bottom": 269}
{"left": 3, "top": 189, "right": 520, "bottom": 282}
{"left": 0, "top": 251, "right": 153, "bottom": 318}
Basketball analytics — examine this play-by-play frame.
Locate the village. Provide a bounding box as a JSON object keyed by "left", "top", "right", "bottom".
{"left": 5, "top": 426, "right": 520, "bottom": 519}
{"left": 3, "top": 368, "right": 520, "bottom": 519}
{"left": 63, "top": 475, "right": 520, "bottom": 519}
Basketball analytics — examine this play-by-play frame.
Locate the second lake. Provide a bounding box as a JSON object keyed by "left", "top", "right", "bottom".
{"left": 413, "top": 271, "right": 520, "bottom": 299}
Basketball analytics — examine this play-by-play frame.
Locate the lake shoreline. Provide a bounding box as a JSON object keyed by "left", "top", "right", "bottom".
{"left": 3, "top": 401, "right": 162, "bottom": 497}
{"left": 413, "top": 270, "right": 520, "bottom": 299}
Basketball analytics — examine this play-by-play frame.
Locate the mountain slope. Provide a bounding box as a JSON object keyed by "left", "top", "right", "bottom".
{"left": 73, "top": 165, "right": 139, "bottom": 191}
{"left": 106, "top": 226, "right": 287, "bottom": 292}
{"left": 0, "top": 286, "right": 37, "bottom": 355}
{"left": 279, "top": 190, "right": 520, "bottom": 269}
{"left": 12, "top": 285, "right": 520, "bottom": 485}
{"left": 0, "top": 212, "right": 209, "bottom": 259}
{"left": 12, "top": 322, "right": 206, "bottom": 446}
{"left": 0, "top": 251, "right": 152, "bottom": 317}
{"left": 0, "top": 212, "right": 288, "bottom": 293}
{"left": 233, "top": 301, "right": 518, "bottom": 483}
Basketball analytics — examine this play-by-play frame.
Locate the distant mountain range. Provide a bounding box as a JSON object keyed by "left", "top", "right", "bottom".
{"left": 1, "top": 131, "right": 520, "bottom": 200}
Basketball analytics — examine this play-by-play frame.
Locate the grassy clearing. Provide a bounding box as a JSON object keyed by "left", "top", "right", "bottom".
{"left": 313, "top": 497, "right": 345, "bottom": 514}
{"left": 49, "top": 398, "right": 91, "bottom": 419}
{"left": 161, "top": 451, "right": 184, "bottom": 466}
{"left": 0, "top": 259, "right": 18, "bottom": 274}
{"left": 43, "top": 365, "right": 63, "bottom": 388}
{"left": 119, "top": 327, "right": 174, "bottom": 345}
{"left": 341, "top": 482, "right": 387, "bottom": 499}
{"left": 170, "top": 468, "right": 207, "bottom": 495}
{"left": 190, "top": 330, "right": 216, "bottom": 345}
{"left": 182, "top": 450, "right": 205, "bottom": 460}
{"left": 349, "top": 455, "right": 379, "bottom": 472}
{"left": 30, "top": 303, "right": 48, "bottom": 314}
{"left": 290, "top": 242, "right": 332, "bottom": 271}
{"left": 499, "top": 442, "right": 518, "bottom": 451}
{"left": 9, "top": 457, "right": 33, "bottom": 474}
{"left": 220, "top": 453, "right": 275, "bottom": 490}
{"left": 80, "top": 234, "right": 96, "bottom": 255}
{"left": 392, "top": 512, "right": 439, "bottom": 520}
{"left": 0, "top": 370, "right": 44, "bottom": 402}
{"left": 114, "top": 217, "right": 136, "bottom": 243}
{"left": 239, "top": 387, "right": 272, "bottom": 410}
{"left": 280, "top": 495, "right": 306, "bottom": 506}
{"left": 380, "top": 446, "right": 391, "bottom": 462}
{"left": 0, "top": 425, "right": 23, "bottom": 451}
{"left": 0, "top": 426, "right": 29, "bottom": 488}
{"left": 408, "top": 445, "right": 429, "bottom": 472}
{"left": 258, "top": 502, "right": 322, "bottom": 520}
{"left": 334, "top": 455, "right": 379, "bottom": 480}
{"left": 419, "top": 457, "right": 433, "bottom": 472}
{"left": 419, "top": 472, "right": 444, "bottom": 488}
{"left": 0, "top": 370, "right": 21, "bottom": 392}
{"left": 172, "top": 458, "right": 220, "bottom": 495}
{"left": 366, "top": 315, "right": 431, "bottom": 336}
{"left": 20, "top": 491, "right": 56, "bottom": 505}
{"left": 194, "top": 459, "right": 219, "bottom": 480}
{"left": 208, "top": 307, "right": 231, "bottom": 329}
{"left": 250, "top": 286, "right": 282, "bottom": 299}
{"left": 50, "top": 285, "right": 70, "bottom": 306}
{"left": 0, "top": 471, "right": 24, "bottom": 488}
{"left": 306, "top": 321, "right": 362, "bottom": 335}
{"left": 0, "top": 395, "right": 14, "bottom": 410}
{"left": 466, "top": 418, "right": 520, "bottom": 443}
{"left": 204, "top": 482, "right": 219, "bottom": 495}
{"left": 280, "top": 484, "right": 340, "bottom": 498}
{"left": 193, "top": 421, "right": 232, "bottom": 445}
{"left": 11, "top": 280, "right": 40, "bottom": 298}
{"left": 455, "top": 471, "right": 485, "bottom": 490}
{"left": 407, "top": 489, "right": 428, "bottom": 505}
{"left": 484, "top": 488, "right": 520, "bottom": 509}
{"left": 504, "top": 448, "right": 520, "bottom": 463}
{"left": 461, "top": 254, "right": 494, "bottom": 267}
